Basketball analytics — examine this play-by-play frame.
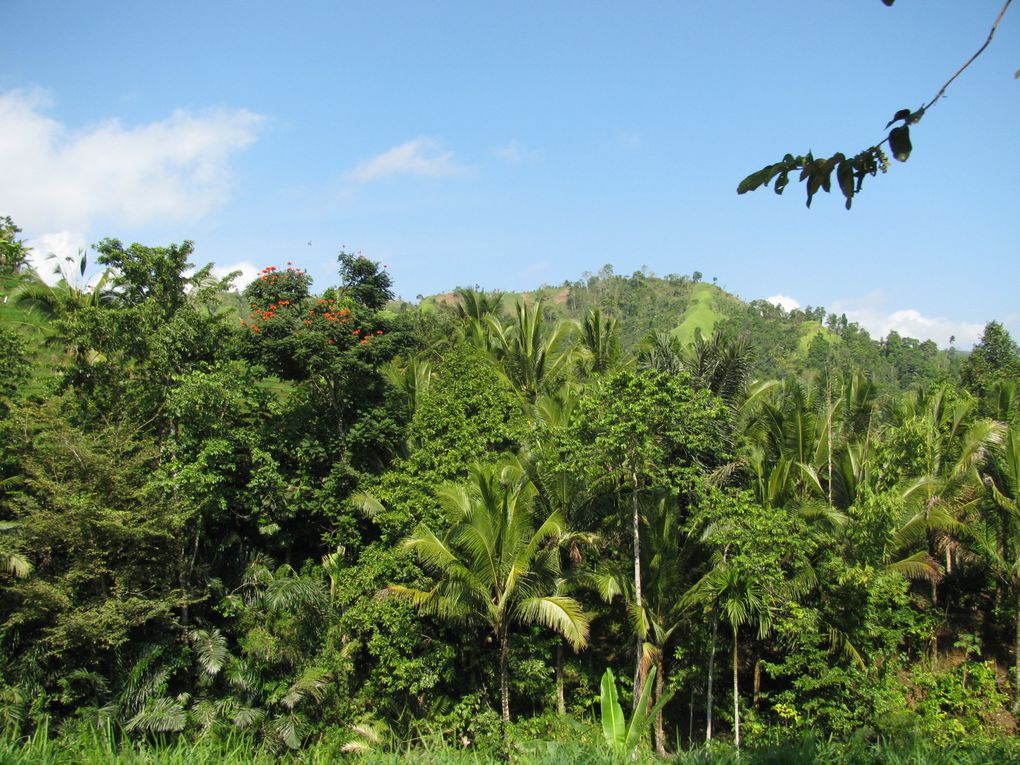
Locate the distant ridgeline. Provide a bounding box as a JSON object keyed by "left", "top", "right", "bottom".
{"left": 412, "top": 265, "right": 964, "bottom": 391}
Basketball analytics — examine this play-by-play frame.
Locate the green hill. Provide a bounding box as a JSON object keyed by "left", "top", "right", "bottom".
{"left": 418, "top": 267, "right": 962, "bottom": 389}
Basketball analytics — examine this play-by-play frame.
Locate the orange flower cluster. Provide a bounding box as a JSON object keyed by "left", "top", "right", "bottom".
{"left": 258, "top": 264, "right": 306, "bottom": 283}
{"left": 312, "top": 298, "right": 355, "bottom": 325}
{"left": 252, "top": 299, "right": 293, "bottom": 322}
{"left": 240, "top": 293, "right": 301, "bottom": 332}
{"left": 241, "top": 290, "right": 386, "bottom": 348}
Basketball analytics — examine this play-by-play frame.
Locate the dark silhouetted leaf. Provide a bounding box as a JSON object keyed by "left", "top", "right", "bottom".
{"left": 837, "top": 160, "right": 855, "bottom": 209}
{"left": 886, "top": 108, "right": 913, "bottom": 128}
{"left": 889, "top": 125, "right": 912, "bottom": 162}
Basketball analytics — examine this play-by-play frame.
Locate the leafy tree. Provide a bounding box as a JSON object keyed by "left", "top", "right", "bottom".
{"left": 0, "top": 216, "right": 30, "bottom": 276}
{"left": 683, "top": 490, "right": 812, "bottom": 749}
{"left": 0, "top": 406, "right": 187, "bottom": 720}
{"left": 96, "top": 239, "right": 210, "bottom": 316}
{"left": 337, "top": 250, "right": 393, "bottom": 310}
{"left": 567, "top": 369, "right": 728, "bottom": 702}
{"left": 962, "top": 321, "right": 1020, "bottom": 398}
{"left": 0, "top": 328, "right": 26, "bottom": 414}
{"left": 360, "top": 346, "right": 526, "bottom": 544}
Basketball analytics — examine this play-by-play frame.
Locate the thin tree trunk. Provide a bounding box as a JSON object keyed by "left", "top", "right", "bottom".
{"left": 706, "top": 614, "right": 717, "bottom": 743}
{"left": 632, "top": 469, "right": 645, "bottom": 710}
{"left": 556, "top": 643, "right": 566, "bottom": 715}
{"left": 655, "top": 651, "right": 666, "bottom": 756}
{"left": 733, "top": 626, "right": 740, "bottom": 750}
{"left": 689, "top": 689, "right": 697, "bottom": 750}
{"left": 499, "top": 630, "right": 510, "bottom": 723}
{"left": 827, "top": 376, "right": 833, "bottom": 507}
{"left": 753, "top": 656, "right": 762, "bottom": 711}
{"left": 1014, "top": 592, "right": 1020, "bottom": 711}
{"left": 689, "top": 687, "right": 695, "bottom": 746}
{"left": 178, "top": 545, "right": 189, "bottom": 628}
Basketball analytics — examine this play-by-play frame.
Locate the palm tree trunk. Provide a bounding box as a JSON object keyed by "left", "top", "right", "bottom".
{"left": 753, "top": 656, "right": 762, "bottom": 711}
{"left": 499, "top": 629, "right": 510, "bottom": 723}
{"left": 689, "top": 687, "right": 695, "bottom": 745}
{"left": 556, "top": 643, "right": 566, "bottom": 715}
{"left": 632, "top": 469, "right": 645, "bottom": 710}
{"left": 732, "top": 625, "right": 740, "bottom": 750}
{"left": 706, "top": 614, "right": 717, "bottom": 742}
{"left": 654, "top": 651, "right": 666, "bottom": 756}
{"left": 1014, "top": 592, "right": 1020, "bottom": 711}
{"left": 826, "top": 376, "right": 833, "bottom": 507}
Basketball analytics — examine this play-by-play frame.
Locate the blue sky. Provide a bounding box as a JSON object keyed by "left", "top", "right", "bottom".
{"left": 1, "top": 1, "right": 1017, "bottom": 347}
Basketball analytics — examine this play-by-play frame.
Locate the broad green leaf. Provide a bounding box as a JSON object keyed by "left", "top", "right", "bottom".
{"left": 599, "top": 668, "right": 625, "bottom": 749}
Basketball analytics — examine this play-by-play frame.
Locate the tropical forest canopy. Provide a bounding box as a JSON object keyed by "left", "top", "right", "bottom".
{"left": 2, "top": 214, "right": 1020, "bottom": 761}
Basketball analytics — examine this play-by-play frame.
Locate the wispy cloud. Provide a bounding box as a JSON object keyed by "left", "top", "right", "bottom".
{"left": 618, "top": 130, "right": 642, "bottom": 149}
{"left": 830, "top": 292, "right": 984, "bottom": 348}
{"left": 0, "top": 89, "right": 264, "bottom": 232}
{"left": 526, "top": 261, "right": 549, "bottom": 273}
{"left": 346, "top": 137, "right": 468, "bottom": 182}
{"left": 494, "top": 139, "right": 539, "bottom": 164}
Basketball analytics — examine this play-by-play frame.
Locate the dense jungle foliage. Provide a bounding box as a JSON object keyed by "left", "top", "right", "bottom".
{"left": 2, "top": 215, "right": 1020, "bottom": 762}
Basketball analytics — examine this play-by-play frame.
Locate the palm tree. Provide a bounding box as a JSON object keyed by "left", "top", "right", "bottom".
{"left": 638, "top": 328, "right": 752, "bottom": 409}
{"left": 454, "top": 287, "right": 505, "bottom": 322}
{"left": 601, "top": 493, "right": 699, "bottom": 755}
{"left": 383, "top": 357, "right": 433, "bottom": 425}
{"left": 516, "top": 392, "right": 595, "bottom": 714}
{"left": 488, "top": 300, "right": 576, "bottom": 402}
{"left": 683, "top": 560, "right": 774, "bottom": 750}
{"left": 969, "top": 425, "right": 1020, "bottom": 706}
{"left": 10, "top": 250, "right": 115, "bottom": 319}
{"left": 887, "top": 385, "right": 1004, "bottom": 653}
{"left": 637, "top": 331, "right": 685, "bottom": 377}
{"left": 684, "top": 329, "right": 753, "bottom": 407}
{"left": 454, "top": 288, "right": 506, "bottom": 358}
{"left": 390, "top": 460, "right": 589, "bottom": 722}
{"left": 578, "top": 309, "right": 620, "bottom": 376}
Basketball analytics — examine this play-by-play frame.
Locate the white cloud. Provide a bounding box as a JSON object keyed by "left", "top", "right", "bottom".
{"left": 830, "top": 292, "right": 984, "bottom": 348}
{"left": 346, "top": 137, "right": 468, "bottom": 182}
{"left": 210, "top": 260, "right": 260, "bottom": 291}
{"left": 494, "top": 140, "right": 539, "bottom": 163}
{"left": 765, "top": 294, "right": 801, "bottom": 312}
{"left": 0, "top": 88, "right": 263, "bottom": 232}
{"left": 526, "top": 261, "right": 549, "bottom": 273}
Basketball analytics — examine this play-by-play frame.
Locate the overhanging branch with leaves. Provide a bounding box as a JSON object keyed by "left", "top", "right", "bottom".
{"left": 738, "top": 0, "right": 1013, "bottom": 209}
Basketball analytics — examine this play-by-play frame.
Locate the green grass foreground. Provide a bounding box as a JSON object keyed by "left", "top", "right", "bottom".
{"left": 3, "top": 729, "right": 1020, "bottom": 765}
